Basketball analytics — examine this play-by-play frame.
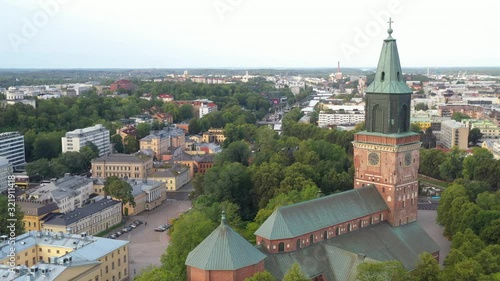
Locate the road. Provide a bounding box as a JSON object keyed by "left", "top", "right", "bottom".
{"left": 115, "top": 198, "right": 192, "bottom": 279}
{"left": 417, "top": 210, "right": 451, "bottom": 265}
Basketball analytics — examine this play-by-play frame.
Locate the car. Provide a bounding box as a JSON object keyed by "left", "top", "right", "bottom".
{"left": 109, "top": 234, "right": 117, "bottom": 239}
{"left": 122, "top": 228, "right": 129, "bottom": 233}
{"left": 126, "top": 226, "right": 132, "bottom": 232}
{"left": 134, "top": 220, "right": 143, "bottom": 225}
{"left": 130, "top": 223, "right": 137, "bottom": 229}
{"left": 154, "top": 225, "right": 168, "bottom": 232}
{"left": 115, "top": 231, "right": 122, "bottom": 236}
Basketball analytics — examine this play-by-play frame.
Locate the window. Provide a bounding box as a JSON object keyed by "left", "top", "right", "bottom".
{"left": 296, "top": 239, "right": 301, "bottom": 250}
{"left": 112, "top": 262, "right": 115, "bottom": 270}
{"left": 105, "top": 266, "right": 108, "bottom": 273}
{"left": 348, "top": 223, "right": 352, "bottom": 232}
{"left": 123, "top": 255, "right": 126, "bottom": 262}
{"left": 310, "top": 234, "right": 314, "bottom": 244}
{"left": 278, "top": 242, "right": 285, "bottom": 253}
{"left": 323, "top": 231, "right": 327, "bottom": 240}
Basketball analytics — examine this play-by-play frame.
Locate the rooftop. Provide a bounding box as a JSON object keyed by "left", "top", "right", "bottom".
{"left": 43, "top": 199, "right": 121, "bottom": 226}
{"left": 186, "top": 213, "right": 266, "bottom": 270}
{"left": 92, "top": 153, "right": 152, "bottom": 164}
{"left": 255, "top": 186, "right": 388, "bottom": 240}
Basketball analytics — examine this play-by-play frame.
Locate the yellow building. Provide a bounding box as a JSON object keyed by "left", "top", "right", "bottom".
{"left": 91, "top": 153, "right": 153, "bottom": 179}
{"left": 151, "top": 165, "right": 191, "bottom": 191}
{"left": 16, "top": 200, "right": 59, "bottom": 232}
{"left": 0, "top": 230, "right": 129, "bottom": 281}
{"left": 42, "top": 198, "right": 122, "bottom": 236}
{"left": 202, "top": 128, "right": 226, "bottom": 143}
{"left": 140, "top": 131, "right": 169, "bottom": 158}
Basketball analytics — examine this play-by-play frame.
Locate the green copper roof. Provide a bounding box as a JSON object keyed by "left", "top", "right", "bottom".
{"left": 186, "top": 213, "right": 266, "bottom": 270}
{"left": 365, "top": 27, "right": 412, "bottom": 95}
{"left": 262, "top": 222, "right": 440, "bottom": 280}
{"left": 254, "top": 186, "right": 388, "bottom": 240}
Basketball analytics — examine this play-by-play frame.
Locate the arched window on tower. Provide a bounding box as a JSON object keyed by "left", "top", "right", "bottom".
{"left": 400, "top": 104, "right": 409, "bottom": 133}
{"left": 278, "top": 242, "right": 284, "bottom": 253}
{"left": 372, "top": 105, "right": 384, "bottom": 132}
{"left": 381, "top": 71, "right": 385, "bottom": 81}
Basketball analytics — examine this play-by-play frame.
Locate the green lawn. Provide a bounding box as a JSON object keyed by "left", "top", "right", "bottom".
{"left": 418, "top": 176, "right": 449, "bottom": 189}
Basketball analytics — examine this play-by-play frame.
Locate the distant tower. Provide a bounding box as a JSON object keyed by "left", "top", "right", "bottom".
{"left": 335, "top": 61, "right": 343, "bottom": 80}
{"left": 352, "top": 19, "right": 420, "bottom": 227}
{"left": 183, "top": 70, "right": 190, "bottom": 79}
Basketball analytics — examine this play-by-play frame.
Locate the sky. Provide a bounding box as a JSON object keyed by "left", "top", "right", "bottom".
{"left": 0, "top": 0, "right": 498, "bottom": 69}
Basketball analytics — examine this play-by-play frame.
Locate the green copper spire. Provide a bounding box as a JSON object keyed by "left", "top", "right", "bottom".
{"left": 365, "top": 18, "right": 412, "bottom": 94}
{"left": 364, "top": 19, "right": 414, "bottom": 134}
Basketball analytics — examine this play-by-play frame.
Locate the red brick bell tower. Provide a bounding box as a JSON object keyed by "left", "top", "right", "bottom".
{"left": 353, "top": 20, "right": 420, "bottom": 227}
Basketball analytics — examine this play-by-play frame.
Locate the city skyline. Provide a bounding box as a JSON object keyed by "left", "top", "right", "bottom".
{"left": 1, "top": 0, "right": 498, "bottom": 69}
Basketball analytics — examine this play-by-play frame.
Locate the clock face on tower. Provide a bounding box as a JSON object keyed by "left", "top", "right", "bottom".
{"left": 404, "top": 152, "right": 412, "bottom": 166}
{"left": 368, "top": 152, "right": 380, "bottom": 166}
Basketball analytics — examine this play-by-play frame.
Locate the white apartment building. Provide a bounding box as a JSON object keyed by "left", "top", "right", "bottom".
{"left": 0, "top": 131, "right": 25, "bottom": 170}
{"left": 0, "top": 157, "right": 12, "bottom": 192}
{"left": 318, "top": 112, "right": 365, "bottom": 127}
{"left": 439, "top": 120, "right": 469, "bottom": 150}
{"left": 26, "top": 175, "right": 93, "bottom": 213}
{"left": 61, "top": 124, "right": 110, "bottom": 156}
{"left": 198, "top": 101, "right": 218, "bottom": 118}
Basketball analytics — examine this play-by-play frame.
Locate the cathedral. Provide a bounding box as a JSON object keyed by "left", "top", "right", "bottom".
{"left": 185, "top": 24, "right": 439, "bottom": 281}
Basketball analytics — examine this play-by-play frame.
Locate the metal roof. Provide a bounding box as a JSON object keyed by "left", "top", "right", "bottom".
{"left": 262, "top": 222, "right": 439, "bottom": 280}
{"left": 255, "top": 186, "right": 388, "bottom": 240}
{"left": 186, "top": 215, "right": 266, "bottom": 270}
{"left": 43, "top": 199, "right": 121, "bottom": 226}
{"left": 365, "top": 29, "right": 413, "bottom": 95}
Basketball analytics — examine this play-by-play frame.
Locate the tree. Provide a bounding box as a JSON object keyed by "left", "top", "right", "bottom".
{"left": 412, "top": 252, "right": 440, "bottom": 281}
{"left": 283, "top": 263, "right": 309, "bottom": 281}
{"left": 245, "top": 270, "right": 275, "bottom": 281}
{"left": 215, "top": 141, "right": 251, "bottom": 166}
{"left": 111, "top": 134, "right": 124, "bottom": 153}
{"left": 469, "top": 128, "right": 483, "bottom": 146}
{"left": 439, "top": 147, "right": 466, "bottom": 181}
{"left": 356, "top": 261, "right": 409, "bottom": 281}
{"left": 80, "top": 144, "right": 99, "bottom": 163}
{"left": 410, "top": 123, "right": 423, "bottom": 134}
{"left": 0, "top": 195, "right": 25, "bottom": 236}
{"left": 134, "top": 266, "right": 176, "bottom": 281}
{"left": 161, "top": 211, "right": 216, "bottom": 280}
{"left": 105, "top": 178, "right": 135, "bottom": 216}
{"left": 188, "top": 118, "right": 201, "bottom": 135}
{"left": 179, "top": 104, "right": 194, "bottom": 120}
{"left": 415, "top": 102, "right": 429, "bottom": 111}
{"left": 123, "top": 135, "right": 139, "bottom": 154}
{"left": 136, "top": 123, "right": 152, "bottom": 140}
{"left": 452, "top": 112, "right": 470, "bottom": 122}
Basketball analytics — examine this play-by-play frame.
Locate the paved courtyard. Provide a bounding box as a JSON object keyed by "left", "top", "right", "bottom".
{"left": 417, "top": 210, "right": 451, "bottom": 265}
{"left": 115, "top": 199, "right": 192, "bottom": 279}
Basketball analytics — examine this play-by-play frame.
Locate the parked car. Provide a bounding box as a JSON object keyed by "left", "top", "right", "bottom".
{"left": 134, "top": 220, "right": 143, "bottom": 225}
{"left": 109, "top": 234, "right": 117, "bottom": 239}
{"left": 154, "top": 225, "right": 168, "bottom": 232}
{"left": 122, "top": 227, "right": 129, "bottom": 233}
{"left": 115, "top": 231, "right": 122, "bottom": 236}
{"left": 130, "top": 223, "right": 137, "bottom": 229}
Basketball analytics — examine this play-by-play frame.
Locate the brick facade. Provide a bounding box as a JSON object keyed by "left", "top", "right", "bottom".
{"left": 187, "top": 261, "right": 265, "bottom": 281}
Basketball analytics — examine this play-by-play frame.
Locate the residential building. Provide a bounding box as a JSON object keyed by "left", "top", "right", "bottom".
{"left": 94, "top": 179, "right": 166, "bottom": 215}
{"left": 25, "top": 175, "right": 93, "bottom": 213}
{"left": 140, "top": 128, "right": 186, "bottom": 158}
{"left": 0, "top": 157, "right": 11, "bottom": 192}
{"left": 482, "top": 140, "right": 500, "bottom": 159}
{"left": 186, "top": 26, "right": 439, "bottom": 281}
{"left": 91, "top": 153, "right": 153, "bottom": 179}
{"left": 174, "top": 153, "right": 215, "bottom": 178}
{"left": 438, "top": 105, "right": 484, "bottom": 119}
{"left": 202, "top": 128, "right": 226, "bottom": 143}
{"left": 42, "top": 198, "right": 122, "bottom": 235}
{"left": 174, "top": 99, "right": 218, "bottom": 119}
{"left": 199, "top": 102, "right": 218, "bottom": 118}
{"left": 110, "top": 79, "right": 135, "bottom": 92}
{"left": 116, "top": 125, "right": 137, "bottom": 140}
{"left": 438, "top": 120, "right": 469, "bottom": 149}
{"left": 0, "top": 231, "right": 129, "bottom": 281}
{"left": 158, "top": 93, "right": 174, "bottom": 102}
{"left": 196, "top": 143, "right": 222, "bottom": 154}
{"left": 0, "top": 132, "right": 25, "bottom": 170}
{"left": 463, "top": 119, "right": 500, "bottom": 139}
{"left": 151, "top": 165, "right": 190, "bottom": 191}
{"left": 61, "top": 124, "right": 111, "bottom": 156}
{"left": 16, "top": 200, "right": 59, "bottom": 231}
{"left": 318, "top": 112, "right": 365, "bottom": 127}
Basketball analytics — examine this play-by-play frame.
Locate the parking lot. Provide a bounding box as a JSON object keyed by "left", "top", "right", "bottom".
{"left": 113, "top": 198, "right": 192, "bottom": 278}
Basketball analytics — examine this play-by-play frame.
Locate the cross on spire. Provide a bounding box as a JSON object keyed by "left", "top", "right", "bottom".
{"left": 387, "top": 18, "right": 394, "bottom": 36}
